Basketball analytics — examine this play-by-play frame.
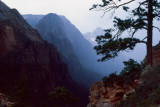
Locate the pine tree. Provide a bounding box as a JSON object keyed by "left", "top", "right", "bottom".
{"left": 91, "top": 0, "right": 160, "bottom": 66}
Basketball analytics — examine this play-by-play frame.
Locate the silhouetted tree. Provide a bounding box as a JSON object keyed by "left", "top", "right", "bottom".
{"left": 91, "top": 0, "right": 160, "bottom": 66}
{"left": 49, "top": 87, "right": 79, "bottom": 107}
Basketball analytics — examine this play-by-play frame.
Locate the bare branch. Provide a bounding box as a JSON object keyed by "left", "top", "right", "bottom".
{"left": 92, "top": 0, "right": 135, "bottom": 17}
{"left": 131, "top": 29, "right": 137, "bottom": 38}
{"left": 116, "top": 0, "right": 135, "bottom": 8}
{"left": 153, "top": 26, "right": 160, "bottom": 32}
{"left": 142, "top": 36, "right": 147, "bottom": 41}
{"left": 139, "top": 40, "right": 147, "bottom": 44}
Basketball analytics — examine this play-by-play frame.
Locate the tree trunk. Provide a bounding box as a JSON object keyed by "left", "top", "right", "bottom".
{"left": 147, "top": 0, "right": 153, "bottom": 66}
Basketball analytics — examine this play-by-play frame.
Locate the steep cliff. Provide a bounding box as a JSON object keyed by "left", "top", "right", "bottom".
{"left": 152, "top": 42, "right": 160, "bottom": 65}
{"left": 0, "top": 1, "right": 79, "bottom": 106}
{"left": 35, "top": 13, "right": 102, "bottom": 86}
{"left": 87, "top": 80, "right": 139, "bottom": 107}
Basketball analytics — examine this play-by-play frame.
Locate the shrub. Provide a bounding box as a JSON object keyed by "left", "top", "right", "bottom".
{"left": 102, "top": 59, "right": 142, "bottom": 87}
{"left": 49, "top": 87, "right": 79, "bottom": 107}
{"left": 119, "top": 64, "right": 160, "bottom": 106}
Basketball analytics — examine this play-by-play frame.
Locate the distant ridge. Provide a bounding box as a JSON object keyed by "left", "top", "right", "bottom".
{"left": 24, "top": 13, "right": 126, "bottom": 76}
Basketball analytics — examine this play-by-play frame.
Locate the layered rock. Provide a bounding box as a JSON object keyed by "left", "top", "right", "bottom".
{"left": 87, "top": 80, "right": 139, "bottom": 107}
{"left": 0, "top": 1, "right": 77, "bottom": 106}
{"left": 153, "top": 43, "right": 160, "bottom": 65}
{"left": 0, "top": 93, "right": 13, "bottom": 107}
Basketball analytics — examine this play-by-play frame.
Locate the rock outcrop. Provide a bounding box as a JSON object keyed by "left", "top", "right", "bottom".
{"left": 153, "top": 43, "right": 160, "bottom": 65}
{"left": 0, "top": 1, "right": 77, "bottom": 106}
{"left": 0, "top": 93, "right": 13, "bottom": 107}
{"left": 87, "top": 80, "right": 139, "bottom": 107}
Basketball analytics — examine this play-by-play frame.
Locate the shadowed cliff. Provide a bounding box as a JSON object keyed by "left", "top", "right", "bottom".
{"left": 0, "top": 1, "right": 88, "bottom": 106}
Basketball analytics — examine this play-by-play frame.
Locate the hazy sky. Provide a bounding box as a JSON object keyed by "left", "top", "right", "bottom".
{"left": 2, "top": 0, "right": 113, "bottom": 33}
{"left": 2, "top": 0, "right": 160, "bottom": 62}
{"left": 2, "top": 0, "right": 138, "bottom": 34}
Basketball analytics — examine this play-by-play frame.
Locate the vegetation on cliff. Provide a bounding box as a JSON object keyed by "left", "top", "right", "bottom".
{"left": 101, "top": 60, "right": 160, "bottom": 106}
{"left": 49, "top": 87, "right": 79, "bottom": 107}
{"left": 102, "top": 59, "right": 143, "bottom": 87}
{"left": 119, "top": 64, "right": 160, "bottom": 107}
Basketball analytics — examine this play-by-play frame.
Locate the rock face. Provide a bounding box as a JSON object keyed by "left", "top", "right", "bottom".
{"left": 87, "top": 80, "right": 139, "bottom": 107}
{"left": 0, "top": 93, "right": 13, "bottom": 107}
{"left": 153, "top": 43, "right": 160, "bottom": 65}
{"left": 0, "top": 1, "right": 77, "bottom": 106}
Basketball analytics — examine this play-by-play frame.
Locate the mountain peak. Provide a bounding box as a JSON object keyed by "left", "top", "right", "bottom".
{"left": 42, "top": 13, "right": 63, "bottom": 24}
{"left": 0, "top": 1, "right": 32, "bottom": 30}
{"left": 0, "top": 0, "right": 10, "bottom": 11}
{"left": 83, "top": 27, "right": 105, "bottom": 46}
{"left": 47, "top": 13, "right": 58, "bottom": 16}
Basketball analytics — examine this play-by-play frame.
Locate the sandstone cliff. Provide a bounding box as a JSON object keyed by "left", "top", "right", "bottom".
{"left": 153, "top": 43, "right": 160, "bottom": 65}
{"left": 0, "top": 93, "right": 13, "bottom": 107}
{"left": 0, "top": 1, "right": 78, "bottom": 106}
{"left": 87, "top": 80, "right": 139, "bottom": 107}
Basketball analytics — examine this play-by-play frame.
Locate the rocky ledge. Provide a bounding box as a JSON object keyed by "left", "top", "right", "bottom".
{"left": 87, "top": 80, "right": 139, "bottom": 107}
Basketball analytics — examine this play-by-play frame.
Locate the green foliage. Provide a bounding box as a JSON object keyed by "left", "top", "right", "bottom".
{"left": 94, "top": 29, "right": 141, "bottom": 61}
{"left": 120, "top": 59, "right": 142, "bottom": 84}
{"left": 102, "top": 72, "right": 119, "bottom": 87}
{"left": 102, "top": 59, "right": 142, "bottom": 86}
{"left": 49, "top": 87, "right": 79, "bottom": 106}
{"left": 119, "top": 64, "right": 160, "bottom": 107}
{"left": 91, "top": 0, "right": 160, "bottom": 63}
{"left": 121, "top": 59, "right": 142, "bottom": 74}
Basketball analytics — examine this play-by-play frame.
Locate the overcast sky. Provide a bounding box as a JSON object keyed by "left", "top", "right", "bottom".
{"left": 2, "top": 0, "right": 114, "bottom": 33}
{"left": 2, "top": 0, "right": 160, "bottom": 62}
{"left": 2, "top": 0, "right": 160, "bottom": 44}
{"left": 2, "top": 0, "right": 138, "bottom": 34}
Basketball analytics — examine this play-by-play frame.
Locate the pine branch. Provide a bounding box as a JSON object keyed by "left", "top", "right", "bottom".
{"left": 153, "top": 26, "right": 160, "bottom": 32}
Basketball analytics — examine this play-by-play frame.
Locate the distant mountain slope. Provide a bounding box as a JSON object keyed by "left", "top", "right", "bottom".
{"left": 23, "top": 14, "right": 44, "bottom": 28}
{"left": 35, "top": 13, "right": 102, "bottom": 86}
{"left": 0, "top": 1, "right": 87, "bottom": 106}
{"left": 84, "top": 27, "right": 105, "bottom": 46}
{"left": 24, "top": 14, "right": 125, "bottom": 76}
{"left": 60, "top": 16, "right": 125, "bottom": 75}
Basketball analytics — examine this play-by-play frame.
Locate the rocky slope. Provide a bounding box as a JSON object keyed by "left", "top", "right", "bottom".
{"left": 87, "top": 80, "right": 139, "bottom": 107}
{"left": 0, "top": 93, "right": 13, "bottom": 107}
{"left": 0, "top": 1, "right": 81, "bottom": 106}
{"left": 152, "top": 42, "right": 160, "bottom": 65}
